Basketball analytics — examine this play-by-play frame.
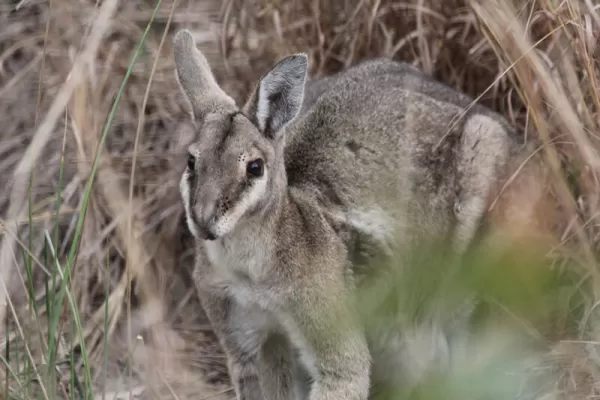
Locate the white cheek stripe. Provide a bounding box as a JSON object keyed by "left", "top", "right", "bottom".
{"left": 179, "top": 171, "right": 202, "bottom": 239}
{"left": 213, "top": 171, "right": 268, "bottom": 237}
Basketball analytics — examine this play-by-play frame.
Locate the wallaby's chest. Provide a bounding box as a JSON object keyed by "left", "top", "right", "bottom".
{"left": 201, "top": 239, "right": 275, "bottom": 304}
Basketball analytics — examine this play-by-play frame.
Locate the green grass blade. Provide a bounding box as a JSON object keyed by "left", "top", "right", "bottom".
{"left": 44, "top": 232, "right": 92, "bottom": 399}
{"left": 43, "top": 1, "right": 164, "bottom": 397}
{"left": 102, "top": 245, "right": 109, "bottom": 400}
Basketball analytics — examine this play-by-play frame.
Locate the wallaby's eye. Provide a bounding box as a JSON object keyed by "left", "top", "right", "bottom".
{"left": 187, "top": 153, "right": 195, "bottom": 171}
{"left": 246, "top": 159, "right": 264, "bottom": 178}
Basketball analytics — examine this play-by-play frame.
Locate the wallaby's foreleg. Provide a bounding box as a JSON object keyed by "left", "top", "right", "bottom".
{"left": 258, "top": 333, "right": 299, "bottom": 399}
{"left": 199, "top": 291, "right": 295, "bottom": 400}
{"left": 197, "top": 292, "right": 263, "bottom": 399}
{"left": 286, "top": 282, "right": 371, "bottom": 400}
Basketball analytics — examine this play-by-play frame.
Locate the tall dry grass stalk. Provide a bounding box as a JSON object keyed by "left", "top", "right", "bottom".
{"left": 0, "top": 0, "right": 599, "bottom": 398}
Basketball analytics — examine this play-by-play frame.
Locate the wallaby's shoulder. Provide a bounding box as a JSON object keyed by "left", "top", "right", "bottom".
{"left": 303, "top": 57, "right": 518, "bottom": 140}
{"left": 286, "top": 56, "right": 547, "bottom": 252}
{"left": 301, "top": 58, "right": 417, "bottom": 110}
{"left": 299, "top": 57, "right": 540, "bottom": 188}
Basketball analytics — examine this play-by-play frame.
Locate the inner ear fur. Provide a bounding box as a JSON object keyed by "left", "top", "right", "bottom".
{"left": 243, "top": 54, "right": 308, "bottom": 140}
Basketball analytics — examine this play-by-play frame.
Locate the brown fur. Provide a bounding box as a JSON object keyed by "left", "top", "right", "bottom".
{"left": 171, "top": 29, "right": 553, "bottom": 400}
{"left": 485, "top": 152, "right": 560, "bottom": 252}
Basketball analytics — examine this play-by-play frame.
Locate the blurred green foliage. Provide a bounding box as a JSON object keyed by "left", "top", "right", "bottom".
{"left": 353, "top": 234, "right": 583, "bottom": 400}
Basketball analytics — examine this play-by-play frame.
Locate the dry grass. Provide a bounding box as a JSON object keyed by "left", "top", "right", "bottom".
{"left": 0, "top": 0, "right": 599, "bottom": 398}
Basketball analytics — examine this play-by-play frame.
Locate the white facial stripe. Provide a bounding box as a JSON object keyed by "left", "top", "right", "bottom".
{"left": 179, "top": 170, "right": 202, "bottom": 239}
{"left": 213, "top": 171, "right": 268, "bottom": 237}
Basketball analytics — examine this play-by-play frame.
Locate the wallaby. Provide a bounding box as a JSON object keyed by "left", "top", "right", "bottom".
{"left": 173, "top": 28, "right": 553, "bottom": 400}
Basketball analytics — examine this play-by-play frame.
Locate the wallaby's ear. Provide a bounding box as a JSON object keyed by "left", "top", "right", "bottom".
{"left": 173, "top": 29, "right": 236, "bottom": 121}
{"left": 245, "top": 54, "right": 308, "bottom": 140}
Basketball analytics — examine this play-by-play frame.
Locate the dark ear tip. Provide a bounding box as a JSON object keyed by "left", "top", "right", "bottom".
{"left": 290, "top": 53, "right": 308, "bottom": 66}
{"left": 277, "top": 53, "right": 308, "bottom": 79}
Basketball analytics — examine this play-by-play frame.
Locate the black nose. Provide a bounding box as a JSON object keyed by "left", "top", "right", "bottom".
{"left": 204, "top": 231, "right": 216, "bottom": 241}
{"left": 190, "top": 211, "right": 217, "bottom": 241}
{"left": 199, "top": 213, "right": 217, "bottom": 241}
{"left": 195, "top": 224, "right": 216, "bottom": 241}
{"left": 196, "top": 222, "right": 216, "bottom": 241}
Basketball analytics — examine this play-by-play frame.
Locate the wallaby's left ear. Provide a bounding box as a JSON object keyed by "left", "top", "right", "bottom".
{"left": 173, "top": 29, "right": 236, "bottom": 122}
{"left": 244, "top": 54, "right": 308, "bottom": 140}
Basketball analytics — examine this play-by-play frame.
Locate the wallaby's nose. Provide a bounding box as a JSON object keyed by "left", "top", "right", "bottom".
{"left": 196, "top": 207, "right": 217, "bottom": 241}
{"left": 190, "top": 199, "right": 217, "bottom": 240}
{"left": 203, "top": 229, "right": 216, "bottom": 241}
{"left": 195, "top": 218, "right": 216, "bottom": 241}
{"left": 201, "top": 214, "right": 217, "bottom": 240}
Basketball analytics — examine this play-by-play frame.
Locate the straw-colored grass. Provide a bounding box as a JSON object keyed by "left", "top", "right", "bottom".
{"left": 0, "top": 0, "right": 599, "bottom": 398}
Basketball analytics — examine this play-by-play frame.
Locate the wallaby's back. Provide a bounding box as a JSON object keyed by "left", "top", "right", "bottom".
{"left": 285, "top": 58, "right": 532, "bottom": 254}
{"left": 293, "top": 59, "right": 554, "bottom": 393}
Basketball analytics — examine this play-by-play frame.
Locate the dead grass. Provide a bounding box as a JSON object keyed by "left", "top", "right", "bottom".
{"left": 0, "top": 0, "right": 599, "bottom": 398}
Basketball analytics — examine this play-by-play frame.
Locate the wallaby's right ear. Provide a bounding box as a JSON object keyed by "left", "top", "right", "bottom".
{"left": 173, "top": 29, "right": 236, "bottom": 121}
{"left": 243, "top": 54, "right": 308, "bottom": 141}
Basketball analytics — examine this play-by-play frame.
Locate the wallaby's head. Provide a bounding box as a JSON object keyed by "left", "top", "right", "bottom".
{"left": 173, "top": 30, "right": 308, "bottom": 241}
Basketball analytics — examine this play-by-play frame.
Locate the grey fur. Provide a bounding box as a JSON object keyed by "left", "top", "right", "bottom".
{"left": 173, "top": 29, "right": 544, "bottom": 400}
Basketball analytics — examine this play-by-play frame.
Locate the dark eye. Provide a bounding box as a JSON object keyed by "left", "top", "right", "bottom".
{"left": 246, "top": 159, "right": 264, "bottom": 178}
{"left": 187, "top": 153, "right": 195, "bottom": 171}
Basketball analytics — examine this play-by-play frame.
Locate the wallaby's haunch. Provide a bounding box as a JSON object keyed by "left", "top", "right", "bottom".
{"left": 174, "top": 29, "right": 553, "bottom": 400}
